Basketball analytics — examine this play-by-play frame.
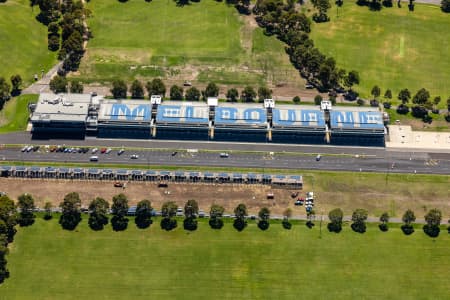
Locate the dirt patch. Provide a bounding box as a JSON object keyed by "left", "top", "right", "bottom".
{"left": 0, "top": 178, "right": 300, "bottom": 216}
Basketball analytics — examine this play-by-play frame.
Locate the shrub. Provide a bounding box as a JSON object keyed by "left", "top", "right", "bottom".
{"left": 314, "top": 95, "right": 323, "bottom": 105}
{"left": 111, "top": 216, "right": 128, "bottom": 231}
{"left": 445, "top": 114, "right": 450, "bottom": 122}
{"left": 306, "top": 221, "right": 315, "bottom": 229}
{"left": 351, "top": 222, "right": 366, "bottom": 233}
{"left": 327, "top": 222, "right": 342, "bottom": 233}
{"left": 422, "top": 114, "right": 432, "bottom": 124}
{"left": 396, "top": 104, "right": 409, "bottom": 115}
{"left": 411, "top": 105, "right": 428, "bottom": 118}
{"left": 293, "top": 96, "right": 301, "bottom": 104}
{"left": 383, "top": 102, "right": 391, "bottom": 109}
{"left": 370, "top": 99, "right": 379, "bottom": 107}
{"left": 401, "top": 224, "right": 415, "bottom": 235}
{"left": 356, "top": 99, "right": 365, "bottom": 106}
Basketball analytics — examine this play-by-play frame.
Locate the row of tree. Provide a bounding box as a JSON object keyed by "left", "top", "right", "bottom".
{"left": 109, "top": 79, "right": 274, "bottom": 102}
{"left": 31, "top": 0, "right": 89, "bottom": 73}
{"left": 252, "top": 0, "right": 360, "bottom": 94}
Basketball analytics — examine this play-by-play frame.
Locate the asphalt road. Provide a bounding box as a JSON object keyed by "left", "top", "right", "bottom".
{"left": 1, "top": 145, "right": 449, "bottom": 175}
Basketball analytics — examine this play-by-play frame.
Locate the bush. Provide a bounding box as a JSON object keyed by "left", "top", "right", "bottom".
{"left": 43, "top": 214, "right": 53, "bottom": 221}
{"left": 59, "top": 212, "right": 81, "bottom": 231}
{"left": 233, "top": 218, "right": 247, "bottom": 231}
{"left": 183, "top": 217, "right": 198, "bottom": 231}
{"left": 135, "top": 216, "right": 152, "bottom": 229}
{"left": 378, "top": 223, "right": 388, "bottom": 232}
{"left": 327, "top": 222, "right": 342, "bottom": 233}
{"left": 422, "top": 114, "right": 432, "bottom": 124}
{"left": 282, "top": 220, "right": 292, "bottom": 230}
{"left": 88, "top": 214, "right": 108, "bottom": 231}
{"left": 383, "top": 102, "right": 392, "bottom": 109}
{"left": 370, "top": 99, "right": 379, "bottom": 107}
{"left": 411, "top": 105, "right": 428, "bottom": 118}
{"left": 209, "top": 218, "right": 224, "bottom": 229}
{"left": 160, "top": 217, "right": 177, "bottom": 231}
{"left": 293, "top": 96, "right": 301, "bottom": 104}
{"left": 423, "top": 224, "right": 440, "bottom": 238}
{"left": 351, "top": 222, "right": 366, "bottom": 233}
{"left": 306, "top": 221, "right": 315, "bottom": 229}
{"left": 401, "top": 224, "right": 415, "bottom": 235}
{"left": 314, "top": 95, "right": 323, "bottom": 105}
{"left": 356, "top": 99, "right": 365, "bottom": 106}
{"left": 445, "top": 115, "right": 450, "bottom": 122}
{"left": 111, "top": 216, "right": 128, "bottom": 231}
{"left": 257, "top": 220, "right": 270, "bottom": 231}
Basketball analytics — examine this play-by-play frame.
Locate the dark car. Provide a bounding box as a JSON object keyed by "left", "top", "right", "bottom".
{"left": 171, "top": 151, "right": 178, "bottom": 156}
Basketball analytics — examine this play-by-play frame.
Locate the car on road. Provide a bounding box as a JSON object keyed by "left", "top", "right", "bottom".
{"left": 105, "top": 148, "right": 112, "bottom": 154}
{"left": 89, "top": 156, "right": 99, "bottom": 162}
{"left": 32, "top": 145, "right": 40, "bottom": 152}
{"left": 130, "top": 154, "right": 139, "bottom": 159}
{"left": 21, "top": 146, "right": 28, "bottom": 152}
{"left": 171, "top": 151, "right": 178, "bottom": 156}
{"left": 100, "top": 148, "right": 107, "bottom": 154}
{"left": 176, "top": 207, "right": 183, "bottom": 216}
{"left": 26, "top": 146, "right": 34, "bottom": 152}
{"left": 316, "top": 154, "right": 321, "bottom": 161}
{"left": 114, "top": 182, "right": 124, "bottom": 188}
{"left": 118, "top": 149, "right": 125, "bottom": 155}
{"left": 92, "top": 148, "right": 98, "bottom": 154}
{"left": 220, "top": 152, "right": 229, "bottom": 158}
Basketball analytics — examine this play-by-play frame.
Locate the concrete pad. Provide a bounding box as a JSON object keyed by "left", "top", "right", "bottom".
{"left": 386, "top": 125, "right": 450, "bottom": 151}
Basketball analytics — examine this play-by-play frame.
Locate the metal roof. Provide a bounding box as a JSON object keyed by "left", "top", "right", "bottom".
{"left": 31, "top": 93, "right": 90, "bottom": 123}
{"left": 330, "top": 110, "right": 384, "bottom": 130}
{"left": 272, "top": 108, "right": 325, "bottom": 127}
{"left": 215, "top": 106, "right": 267, "bottom": 126}
{"left": 99, "top": 100, "right": 152, "bottom": 122}
{"left": 156, "top": 104, "right": 209, "bottom": 124}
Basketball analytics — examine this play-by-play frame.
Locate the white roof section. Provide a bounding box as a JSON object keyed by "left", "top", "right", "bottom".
{"left": 98, "top": 100, "right": 152, "bottom": 122}
{"left": 207, "top": 97, "right": 218, "bottom": 106}
{"left": 31, "top": 93, "right": 91, "bottom": 123}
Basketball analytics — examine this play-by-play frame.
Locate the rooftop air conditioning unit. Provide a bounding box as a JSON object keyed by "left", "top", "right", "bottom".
{"left": 321, "top": 100, "right": 332, "bottom": 111}
{"left": 264, "top": 99, "right": 275, "bottom": 108}
{"left": 150, "top": 95, "right": 162, "bottom": 105}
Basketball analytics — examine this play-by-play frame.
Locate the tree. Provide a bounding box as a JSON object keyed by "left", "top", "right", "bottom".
{"left": 161, "top": 201, "right": 177, "bottom": 231}
{"left": 17, "top": 193, "right": 35, "bottom": 227}
{"left": 327, "top": 208, "right": 343, "bottom": 233}
{"left": 423, "top": 208, "right": 442, "bottom": 237}
{"left": 111, "top": 193, "right": 129, "bottom": 231}
{"left": 183, "top": 199, "right": 199, "bottom": 231}
{"left": 88, "top": 197, "right": 109, "bottom": 231}
{"left": 371, "top": 85, "right": 381, "bottom": 99}
{"left": 412, "top": 88, "right": 430, "bottom": 105}
{"left": 48, "top": 22, "right": 59, "bottom": 35}
{"left": 10, "top": 75, "right": 22, "bottom": 95}
{"left": 0, "top": 195, "right": 17, "bottom": 243}
{"left": 226, "top": 88, "right": 239, "bottom": 102}
{"left": 312, "top": 0, "right": 331, "bottom": 23}
{"left": 59, "top": 192, "right": 81, "bottom": 230}
{"left": 241, "top": 86, "right": 256, "bottom": 102}
{"left": 314, "top": 94, "right": 323, "bottom": 105}
{"left": 441, "top": 0, "right": 450, "bottom": 12}
{"left": 69, "top": 80, "right": 83, "bottom": 93}
{"left": 203, "top": 82, "right": 219, "bottom": 99}
{"left": 43, "top": 201, "right": 53, "bottom": 220}
{"left": 49, "top": 75, "right": 68, "bottom": 93}
{"left": 48, "top": 35, "right": 60, "bottom": 51}
{"left": 293, "top": 96, "right": 301, "bottom": 104}
{"left": 432, "top": 96, "right": 441, "bottom": 112}
{"left": 185, "top": 87, "right": 201, "bottom": 101}
{"left": 209, "top": 204, "right": 225, "bottom": 229}
{"left": 401, "top": 209, "right": 416, "bottom": 235}
{"left": 344, "top": 70, "right": 360, "bottom": 90}
{"left": 398, "top": 88, "right": 411, "bottom": 104}
{"left": 257, "top": 207, "right": 270, "bottom": 230}
{"left": 146, "top": 78, "right": 166, "bottom": 97}
{"left": 282, "top": 208, "right": 293, "bottom": 229}
{"left": 257, "top": 86, "right": 272, "bottom": 102}
{"left": 233, "top": 203, "right": 247, "bottom": 231}
{"left": 135, "top": 199, "right": 153, "bottom": 229}
{"left": 130, "top": 80, "right": 144, "bottom": 99}
{"left": 351, "top": 208, "right": 368, "bottom": 233}
{"left": 0, "top": 77, "right": 11, "bottom": 109}
{"left": 169, "top": 85, "right": 183, "bottom": 100}
{"left": 384, "top": 89, "right": 392, "bottom": 100}
{"left": 110, "top": 79, "right": 127, "bottom": 99}
{"left": 379, "top": 212, "right": 389, "bottom": 232}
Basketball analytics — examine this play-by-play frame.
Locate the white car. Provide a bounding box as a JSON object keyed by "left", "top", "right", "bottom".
{"left": 105, "top": 148, "right": 112, "bottom": 154}
{"left": 130, "top": 154, "right": 139, "bottom": 159}
{"left": 92, "top": 148, "right": 98, "bottom": 154}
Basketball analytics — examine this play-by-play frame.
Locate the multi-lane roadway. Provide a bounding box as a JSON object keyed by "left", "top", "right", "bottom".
{"left": 1, "top": 142, "right": 449, "bottom": 175}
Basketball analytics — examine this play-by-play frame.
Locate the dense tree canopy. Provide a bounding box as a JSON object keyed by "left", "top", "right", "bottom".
{"left": 59, "top": 192, "right": 82, "bottom": 230}
{"left": 203, "top": 82, "right": 219, "bottom": 99}
{"left": 423, "top": 209, "right": 442, "bottom": 237}
{"left": 241, "top": 86, "right": 256, "bottom": 102}
{"left": 233, "top": 203, "right": 248, "bottom": 231}
{"left": 209, "top": 204, "right": 225, "bottom": 229}
{"left": 351, "top": 209, "right": 368, "bottom": 233}
{"left": 161, "top": 201, "right": 178, "bottom": 231}
{"left": 257, "top": 207, "right": 270, "bottom": 230}
{"left": 69, "top": 80, "right": 83, "bottom": 93}
{"left": 185, "top": 87, "right": 201, "bottom": 101}
{"left": 111, "top": 79, "right": 127, "bottom": 99}
{"left": 327, "top": 208, "right": 343, "bottom": 233}
{"left": 146, "top": 78, "right": 166, "bottom": 97}
{"left": 170, "top": 85, "right": 183, "bottom": 100}
{"left": 17, "top": 194, "right": 35, "bottom": 227}
{"left": 226, "top": 88, "right": 239, "bottom": 102}
{"left": 88, "top": 197, "right": 109, "bottom": 231}
{"left": 130, "top": 80, "right": 144, "bottom": 99}
{"left": 135, "top": 199, "right": 153, "bottom": 229}
{"left": 49, "top": 75, "right": 68, "bottom": 93}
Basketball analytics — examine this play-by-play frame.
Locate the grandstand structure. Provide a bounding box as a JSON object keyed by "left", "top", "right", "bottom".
{"left": 0, "top": 165, "right": 303, "bottom": 189}
{"left": 30, "top": 93, "right": 386, "bottom": 146}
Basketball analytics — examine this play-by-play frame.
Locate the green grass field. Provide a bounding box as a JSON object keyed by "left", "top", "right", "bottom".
{"left": 0, "top": 0, "right": 57, "bottom": 86}
{"left": 0, "top": 218, "right": 449, "bottom": 299}
{"left": 77, "top": 0, "right": 300, "bottom": 86}
{"left": 0, "top": 94, "right": 38, "bottom": 133}
{"left": 310, "top": 3, "right": 450, "bottom": 106}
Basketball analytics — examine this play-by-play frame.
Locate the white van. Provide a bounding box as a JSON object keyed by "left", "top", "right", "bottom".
{"left": 90, "top": 156, "right": 99, "bottom": 162}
